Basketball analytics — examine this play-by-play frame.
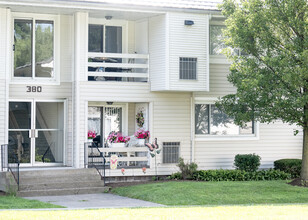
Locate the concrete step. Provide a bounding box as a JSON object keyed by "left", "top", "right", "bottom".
{"left": 16, "top": 168, "right": 108, "bottom": 197}
{"left": 19, "top": 174, "right": 103, "bottom": 184}
{"left": 19, "top": 168, "right": 98, "bottom": 178}
{"left": 19, "top": 180, "right": 106, "bottom": 191}
{"left": 18, "top": 186, "right": 110, "bottom": 197}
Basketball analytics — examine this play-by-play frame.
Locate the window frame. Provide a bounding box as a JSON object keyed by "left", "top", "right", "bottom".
{"left": 194, "top": 99, "right": 259, "bottom": 141}
{"left": 11, "top": 12, "right": 60, "bottom": 84}
{"left": 88, "top": 17, "right": 127, "bottom": 54}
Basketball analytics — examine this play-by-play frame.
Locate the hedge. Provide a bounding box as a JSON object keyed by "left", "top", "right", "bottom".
{"left": 274, "top": 159, "right": 302, "bottom": 178}
{"left": 170, "top": 169, "right": 291, "bottom": 181}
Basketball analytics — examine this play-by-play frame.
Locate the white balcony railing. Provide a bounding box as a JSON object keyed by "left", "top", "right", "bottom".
{"left": 100, "top": 147, "right": 149, "bottom": 168}
{"left": 88, "top": 52, "right": 149, "bottom": 82}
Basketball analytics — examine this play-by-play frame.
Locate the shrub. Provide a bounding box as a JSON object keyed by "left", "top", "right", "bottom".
{"left": 193, "top": 169, "right": 291, "bottom": 181}
{"left": 169, "top": 172, "right": 182, "bottom": 180}
{"left": 274, "top": 159, "right": 302, "bottom": 178}
{"left": 234, "top": 154, "right": 261, "bottom": 172}
{"left": 177, "top": 157, "right": 198, "bottom": 180}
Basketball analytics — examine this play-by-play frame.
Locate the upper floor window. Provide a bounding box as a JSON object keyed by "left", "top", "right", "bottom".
{"left": 195, "top": 104, "right": 254, "bottom": 136}
{"left": 179, "top": 57, "right": 197, "bottom": 80}
{"left": 14, "top": 17, "right": 55, "bottom": 79}
{"left": 88, "top": 24, "right": 122, "bottom": 53}
{"left": 210, "top": 25, "right": 227, "bottom": 55}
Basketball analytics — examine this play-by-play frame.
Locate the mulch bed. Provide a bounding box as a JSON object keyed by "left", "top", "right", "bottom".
{"left": 0, "top": 191, "right": 7, "bottom": 196}
{"left": 288, "top": 178, "right": 308, "bottom": 187}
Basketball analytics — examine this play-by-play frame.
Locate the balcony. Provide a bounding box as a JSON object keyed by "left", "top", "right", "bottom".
{"left": 88, "top": 53, "right": 149, "bottom": 82}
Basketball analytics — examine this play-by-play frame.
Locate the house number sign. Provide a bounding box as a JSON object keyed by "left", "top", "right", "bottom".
{"left": 26, "top": 86, "right": 42, "bottom": 93}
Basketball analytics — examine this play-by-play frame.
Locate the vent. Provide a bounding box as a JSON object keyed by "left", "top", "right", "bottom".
{"left": 179, "top": 57, "right": 197, "bottom": 80}
{"left": 163, "top": 142, "right": 180, "bottom": 164}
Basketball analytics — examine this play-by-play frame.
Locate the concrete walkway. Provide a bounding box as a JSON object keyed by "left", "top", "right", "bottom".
{"left": 25, "top": 193, "right": 164, "bottom": 209}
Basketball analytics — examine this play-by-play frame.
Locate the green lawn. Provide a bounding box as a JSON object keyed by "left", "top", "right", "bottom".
{"left": 111, "top": 180, "right": 308, "bottom": 206}
{"left": 1, "top": 205, "right": 308, "bottom": 219}
{"left": 0, "top": 196, "right": 64, "bottom": 209}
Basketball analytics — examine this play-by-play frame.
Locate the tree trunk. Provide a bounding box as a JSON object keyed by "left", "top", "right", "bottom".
{"left": 301, "top": 127, "right": 308, "bottom": 186}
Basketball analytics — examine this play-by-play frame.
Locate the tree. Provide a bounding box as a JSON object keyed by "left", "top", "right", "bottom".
{"left": 216, "top": 0, "right": 308, "bottom": 184}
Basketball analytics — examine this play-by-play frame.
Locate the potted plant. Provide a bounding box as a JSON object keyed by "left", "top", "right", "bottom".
{"left": 107, "top": 132, "right": 130, "bottom": 148}
{"left": 134, "top": 129, "right": 150, "bottom": 146}
{"left": 88, "top": 130, "right": 96, "bottom": 142}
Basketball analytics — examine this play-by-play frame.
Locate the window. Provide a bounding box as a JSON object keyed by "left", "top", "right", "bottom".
{"left": 195, "top": 104, "right": 254, "bottom": 135}
{"left": 210, "top": 25, "right": 227, "bottom": 55}
{"left": 88, "top": 24, "right": 122, "bottom": 53}
{"left": 163, "top": 142, "right": 180, "bottom": 164}
{"left": 14, "top": 18, "right": 55, "bottom": 79}
{"left": 179, "top": 57, "right": 197, "bottom": 80}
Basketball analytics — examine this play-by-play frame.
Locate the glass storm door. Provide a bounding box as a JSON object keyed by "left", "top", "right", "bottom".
{"left": 8, "top": 101, "right": 64, "bottom": 166}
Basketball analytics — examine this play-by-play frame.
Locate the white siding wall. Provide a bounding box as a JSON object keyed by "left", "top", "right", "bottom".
{"left": 168, "top": 12, "right": 209, "bottom": 92}
{"left": 127, "top": 21, "right": 135, "bottom": 54}
{"left": 60, "top": 15, "right": 74, "bottom": 82}
{"left": 0, "top": 8, "right": 10, "bottom": 170}
{"left": 78, "top": 82, "right": 192, "bottom": 174}
{"left": 128, "top": 103, "right": 136, "bottom": 136}
{"left": 193, "top": 63, "right": 303, "bottom": 169}
{"left": 149, "top": 15, "right": 167, "bottom": 91}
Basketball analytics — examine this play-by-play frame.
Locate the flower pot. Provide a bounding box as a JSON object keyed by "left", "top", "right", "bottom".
{"left": 137, "top": 139, "right": 145, "bottom": 146}
{"left": 88, "top": 139, "right": 93, "bottom": 143}
{"left": 111, "top": 143, "right": 125, "bottom": 148}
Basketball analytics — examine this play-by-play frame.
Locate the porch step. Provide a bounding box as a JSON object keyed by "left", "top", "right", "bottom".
{"left": 17, "top": 186, "right": 109, "bottom": 197}
{"left": 18, "top": 168, "right": 109, "bottom": 197}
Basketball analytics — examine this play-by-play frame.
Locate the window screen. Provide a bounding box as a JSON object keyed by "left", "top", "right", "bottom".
{"left": 163, "top": 142, "right": 180, "bottom": 164}
{"left": 179, "top": 57, "right": 197, "bottom": 80}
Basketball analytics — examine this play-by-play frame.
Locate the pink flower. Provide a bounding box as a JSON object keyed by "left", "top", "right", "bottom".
{"left": 88, "top": 130, "right": 96, "bottom": 139}
{"left": 134, "top": 129, "right": 150, "bottom": 139}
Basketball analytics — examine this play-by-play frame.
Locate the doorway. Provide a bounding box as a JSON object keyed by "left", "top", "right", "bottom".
{"left": 88, "top": 104, "right": 126, "bottom": 147}
{"left": 8, "top": 100, "right": 65, "bottom": 166}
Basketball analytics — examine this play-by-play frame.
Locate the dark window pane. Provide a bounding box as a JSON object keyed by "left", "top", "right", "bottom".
{"left": 210, "top": 25, "right": 226, "bottom": 55}
{"left": 9, "top": 102, "right": 31, "bottom": 129}
{"left": 179, "top": 57, "right": 197, "bottom": 80}
{"left": 195, "top": 104, "right": 209, "bottom": 134}
{"left": 35, "top": 20, "right": 54, "bottom": 78}
{"left": 8, "top": 131, "right": 31, "bottom": 163}
{"left": 89, "top": 25, "right": 103, "bottom": 52}
{"left": 36, "top": 102, "right": 64, "bottom": 129}
{"left": 211, "top": 105, "right": 239, "bottom": 135}
{"left": 105, "top": 26, "right": 122, "bottom": 53}
{"left": 14, "top": 19, "right": 32, "bottom": 77}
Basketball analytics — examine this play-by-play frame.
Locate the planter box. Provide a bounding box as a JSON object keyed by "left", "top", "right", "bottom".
{"left": 136, "top": 139, "right": 145, "bottom": 146}
{"left": 111, "top": 143, "right": 125, "bottom": 148}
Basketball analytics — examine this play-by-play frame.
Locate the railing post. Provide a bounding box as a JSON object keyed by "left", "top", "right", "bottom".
{"left": 84, "top": 143, "right": 88, "bottom": 168}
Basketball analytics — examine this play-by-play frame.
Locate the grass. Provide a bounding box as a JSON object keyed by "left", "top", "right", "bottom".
{"left": 0, "top": 196, "right": 64, "bottom": 209}
{"left": 111, "top": 180, "right": 308, "bottom": 206}
{"left": 1, "top": 205, "right": 308, "bottom": 219}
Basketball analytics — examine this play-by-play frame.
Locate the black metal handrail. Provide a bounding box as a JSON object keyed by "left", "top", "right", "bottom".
{"left": 84, "top": 141, "right": 106, "bottom": 186}
{"left": 1, "top": 144, "right": 20, "bottom": 190}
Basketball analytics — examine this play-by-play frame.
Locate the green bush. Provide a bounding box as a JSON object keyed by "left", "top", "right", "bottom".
{"left": 234, "top": 154, "right": 261, "bottom": 172}
{"left": 177, "top": 157, "right": 198, "bottom": 180}
{"left": 169, "top": 172, "right": 182, "bottom": 180}
{"left": 274, "top": 159, "right": 302, "bottom": 178}
{"left": 193, "top": 169, "right": 291, "bottom": 181}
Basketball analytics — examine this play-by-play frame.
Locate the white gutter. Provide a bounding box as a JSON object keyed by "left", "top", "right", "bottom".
{"left": 0, "top": 0, "right": 222, "bottom": 14}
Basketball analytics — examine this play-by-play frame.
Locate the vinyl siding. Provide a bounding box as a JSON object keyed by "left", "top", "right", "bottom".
{"left": 60, "top": 15, "right": 74, "bottom": 82}
{"left": 193, "top": 63, "right": 303, "bottom": 169}
{"left": 0, "top": 9, "right": 10, "bottom": 170}
{"left": 149, "top": 15, "right": 167, "bottom": 91}
{"left": 78, "top": 82, "right": 192, "bottom": 172}
{"left": 168, "top": 12, "right": 209, "bottom": 91}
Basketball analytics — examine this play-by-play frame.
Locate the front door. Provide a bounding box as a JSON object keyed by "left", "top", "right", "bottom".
{"left": 8, "top": 100, "right": 64, "bottom": 166}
